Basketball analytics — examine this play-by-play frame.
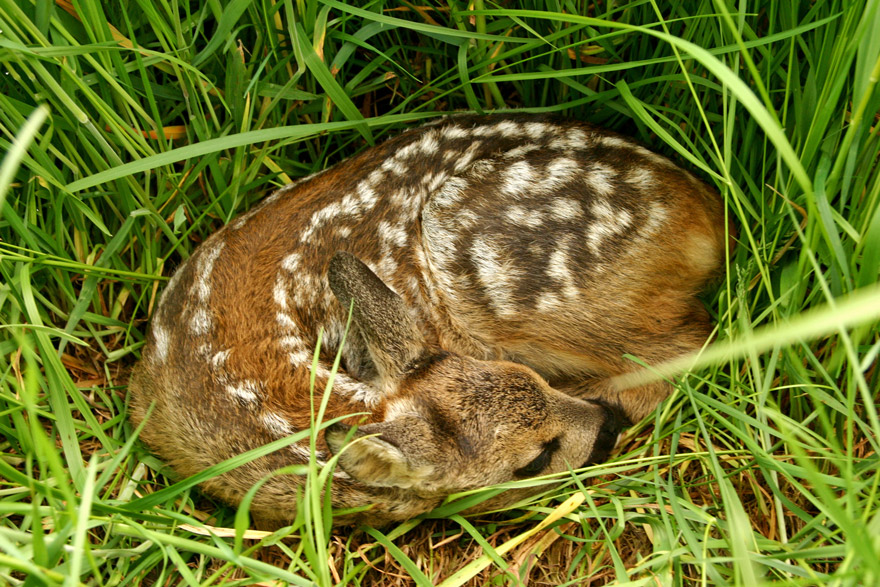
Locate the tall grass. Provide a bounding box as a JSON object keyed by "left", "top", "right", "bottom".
{"left": 1, "top": 0, "right": 879, "bottom": 584}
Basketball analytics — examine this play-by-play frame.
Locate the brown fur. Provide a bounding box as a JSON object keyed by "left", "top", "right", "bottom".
{"left": 129, "top": 114, "right": 731, "bottom": 525}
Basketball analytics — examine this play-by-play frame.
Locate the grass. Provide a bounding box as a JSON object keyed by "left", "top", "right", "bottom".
{"left": 1, "top": 0, "right": 879, "bottom": 584}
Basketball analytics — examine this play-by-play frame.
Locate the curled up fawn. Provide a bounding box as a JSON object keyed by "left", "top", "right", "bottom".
{"left": 129, "top": 114, "right": 730, "bottom": 526}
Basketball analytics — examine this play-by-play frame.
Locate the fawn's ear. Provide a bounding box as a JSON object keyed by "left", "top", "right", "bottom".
{"left": 328, "top": 252, "right": 427, "bottom": 384}
{"left": 325, "top": 419, "right": 435, "bottom": 489}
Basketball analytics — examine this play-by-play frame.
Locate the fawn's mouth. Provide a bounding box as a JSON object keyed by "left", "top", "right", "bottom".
{"left": 582, "top": 400, "right": 629, "bottom": 467}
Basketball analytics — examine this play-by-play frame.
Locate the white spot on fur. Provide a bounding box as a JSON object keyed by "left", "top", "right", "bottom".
{"left": 192, "top": 241, "right": 226, "bottom": 303}
{"left": 549, "top": 127, "right": 588, "bottom": 151}
{"left": 407, "top": 276, "right": 421, "bottom": 299}
{"left": 452, "top": 141, "right": 483, "bottom": 173}
{"left": 263, "top": 187, "right": 286, "bottom": 205}
{"left": 399, "top": 185, "right": 426, "bottom": 218}
{"left": 336, "top": 225, "right": 352, "bottom": 238}
{"left": 523, "top": 122, "right": 552, "bottom": 139}
{"left": 190, "top": 308, "right": 212, "bottom": 335}
{"left": 586, "top": 200, "right": 633, "bottom": 254}
{"left": 600, "top": 135, "right": 632, "bottom": 150}
{"left": 568, "top": 128, "right": 588, "bottom": 144}
{"left": 388, "top": 186, "right": 413, "bottom": 208}
{"left": 282, "top": 253, "right": 301, "bottom": 273}
{"left": 226, "top": 381, "right": 259, "bottom": 404}
{"left": 470, "top": 160, "right": 496, "bottom": 176}
{"left": 152, "top": 326, "right": 169, "bottom": 363}
{"left": 378, "top": 221, "right": 409, "bottom": 248}
{"left": 433, "top": 176, "right": 468, "bottom": 208}
{"left": 474, "top": 120, "right": 521, "bottom": 137}
{"left": 547, "top": 240, "right": 580, "bottom": 299}
{"left": 339, "top": 192, "right": 359, "bottom": 212}
{"left": 280, "top": 335, "right": 305, "bottom": 349}
{"left": 442, "top": 125, "right": 469, "bottom": 139}
{"left": 230, "top": 212, "right": 253, "bottom": 230}
{"left": 550, "top": 198, "right": 584, "bottom": 220}
{"left": 643, "top": 202, "right": 669, "bottom": 234}
{"left": 381, "top": 157, "right": 408, "bottom": 176}
{"left": 628, "top": 167, "right": 655, "bottom": 188}
{"left": 506, "top": 205, "right": 544, "bottom": 228}
{"left": 457, "top": 209, "right": 479, "bottom": 229}
{"left": 356, "top": 181, "right": 378, "bottom": 210}
{"left": 471, "top": 236, "right": 521, "bottom": 317}
{"left": 535, "top": 292, "right": 563, "bottom": 312}
{"left": 493, "top": 120, "right": 522, "bottom": 136}
{"left": 273, "top": 278, "right": 288, "bottom": 310}
{"left": 276, "top": 312, "right": 298, "bottom": 330}
{"left": 547, "top": 157, "right": 580, "bottom": 182}
{"left": 425, "top": 171, "right": 450, "bottom": 192}
{"left": 502, "top": 160, "right": 535, "bottom": 196}
{"left": 395, "top": 142, "right": 419, "bottom": 161}
{"left": 504, "top": 143, "right": 541, "bottom": 159}
{"left": 211, "top": 349, "right": 230, "bottom": 369}
{"left": 377, "top": 253, "right": 398, "bottom": 276}
{"left": 291, "top": 273, "right": 321, "bottom": 308}
{"left": 262, "top": 412, "right": 294, "bottom": 436}
{"left": 288, "top": 348, "right": 312, "bottom": 365}
{"left": 300, "top": 202, "right": 342, "bottom": 242}
{"left": 417, "top": 130, "right": 440, "bottom": 154}
{"left": 533, "top": 157, "right": 581, "bottom": 195}
{"left": 586, "top": 164, "right": 616, "bottom": 197}
{"left": 471, "top": 124, "right": 491, "bottom": 137}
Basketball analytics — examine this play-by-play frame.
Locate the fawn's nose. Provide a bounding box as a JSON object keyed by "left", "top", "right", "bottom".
{"left": 581, "top": 400, "right": 628, "bottom": 467}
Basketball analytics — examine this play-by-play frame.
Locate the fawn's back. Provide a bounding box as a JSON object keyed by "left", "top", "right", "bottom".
{"left": 130, "top": 114, "right": 729, "bottom": 525}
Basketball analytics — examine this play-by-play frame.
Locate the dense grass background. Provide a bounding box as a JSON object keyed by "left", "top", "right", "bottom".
{"left": 2, "top": 0, "right": 879, "bottom": 584}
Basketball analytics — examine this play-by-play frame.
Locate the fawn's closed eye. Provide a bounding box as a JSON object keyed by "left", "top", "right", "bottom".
{"left": 515, "top": 437, "right": 561, "bottom": 477}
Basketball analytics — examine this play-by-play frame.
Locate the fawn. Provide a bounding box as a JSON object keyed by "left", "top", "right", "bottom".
{"left": 129, "top": 114, "right": 729, "bottom": 526}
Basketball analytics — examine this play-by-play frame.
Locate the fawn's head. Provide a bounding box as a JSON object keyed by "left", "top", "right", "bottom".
{"left": 325, "top": 252, "right": 624, "bottom": 496}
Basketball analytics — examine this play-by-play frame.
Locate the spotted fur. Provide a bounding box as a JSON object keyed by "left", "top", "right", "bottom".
{"left": 129, "top": 114, "right": 731, "bottom": 526}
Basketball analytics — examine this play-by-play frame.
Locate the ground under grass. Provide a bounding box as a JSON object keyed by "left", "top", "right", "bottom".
{"left": 1, "top": 0, "right": 879, "bottom": 585}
